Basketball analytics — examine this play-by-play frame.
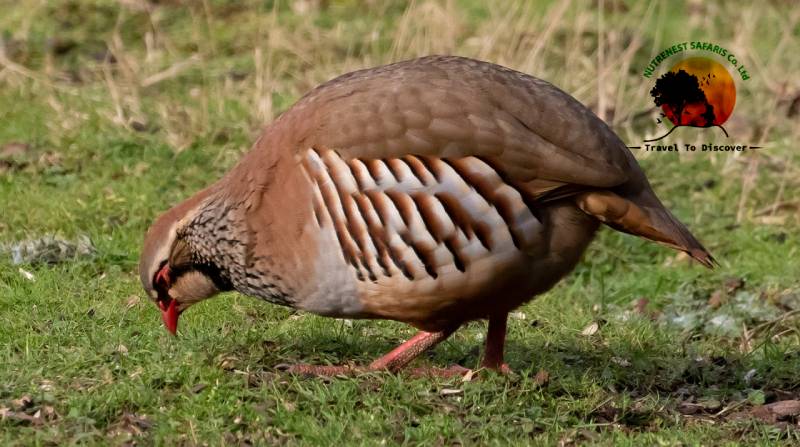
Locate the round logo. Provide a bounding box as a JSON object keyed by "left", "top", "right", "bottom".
{"left": 648, "top": 57, "right": 736, "bottom": 140}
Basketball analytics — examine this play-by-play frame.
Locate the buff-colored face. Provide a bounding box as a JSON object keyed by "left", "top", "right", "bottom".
{"left": 139, "top": 209, "right": 221, "bottom": 335}
{"left": 145, "top": 257, "right": 220, "bottom": 334}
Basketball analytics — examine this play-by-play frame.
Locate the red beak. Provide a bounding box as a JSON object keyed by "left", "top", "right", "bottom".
{"left": 159, "top": 298, "right": 180, "bottom": 335}
{"left": 155, "top": 264, "right": 180, "bottom": 335}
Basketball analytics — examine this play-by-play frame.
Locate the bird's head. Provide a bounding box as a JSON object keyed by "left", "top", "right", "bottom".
{"left": 139, "top": 194, "right": 228, "bottom": 335}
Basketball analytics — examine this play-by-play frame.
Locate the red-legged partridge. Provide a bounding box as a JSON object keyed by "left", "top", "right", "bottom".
{"left": 140, "top": 56, "right": 713, "bottom": 376}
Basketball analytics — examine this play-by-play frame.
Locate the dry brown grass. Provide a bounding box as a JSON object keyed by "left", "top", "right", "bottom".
{"left": 1, "top": 1, "right": 798, "bottom": 225}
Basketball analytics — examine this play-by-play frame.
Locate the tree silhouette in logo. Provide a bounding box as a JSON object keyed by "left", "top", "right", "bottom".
{"left": 646, "top": 69, "right": 729, "bottom": 142}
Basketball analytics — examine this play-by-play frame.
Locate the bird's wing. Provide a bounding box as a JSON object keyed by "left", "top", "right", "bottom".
{"left": 284, "top": 56, "right": 712, "bottom": 268}
{"left": 289, "top": 56, "right": 635, "bottom": 199}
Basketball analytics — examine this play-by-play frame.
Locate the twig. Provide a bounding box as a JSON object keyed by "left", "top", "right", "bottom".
{"left": 754, "top": 200, "right": 799, "bottom": 217}
{"left": 715, "top": 399, "right": 747, "bottom": 418}
{"left": 140, "top": 54, "right": 202, "bottom": 88}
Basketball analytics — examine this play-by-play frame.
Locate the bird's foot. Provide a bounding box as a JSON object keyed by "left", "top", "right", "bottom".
{"left": 481, "top": 362, "right": 513, "bottom": 375}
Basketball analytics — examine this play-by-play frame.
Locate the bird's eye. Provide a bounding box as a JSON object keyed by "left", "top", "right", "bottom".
{"left": 153, "top": 261, "right": 171, "bottom": 292}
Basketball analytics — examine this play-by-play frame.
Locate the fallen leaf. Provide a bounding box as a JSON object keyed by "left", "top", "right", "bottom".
{"left": 0, "top": 409, "right": 42, "bottom": 425}
{"left": 708, "top": 290, "right": 725, "bottom": 308}
{"left": 724, "top": 277, "right": 745, "bottom": 294}
{"left": 18, "top": 268, "right": 35, "bottom": 282}
{"left": 37, "top": 151, "right": 63, "bottom": 168}
{"left": 743, "top": 369, "right": 757, "bottom": 384}
{"left": 677, "top": 401, "right": 700, "bottom": 415}
{"left": 0, "top": 395, "right": 54, "bottom": 426}
{"left": 580, "top": 322, "right": 599, "bottom": 336}
{"left": 765, "top": 400, "right": 800, "bottom": 418}
{"left": 219, "top": 356, "right": 238, "bottom": 370}
{"left": 461, "top": 369, "right": 476, "bottom": 383}
{"left": 11, "top": 395, "right": 33, "bottom": 411}
{"left": 107, "top": 412, "right": 152, "bottom": 437}
{"left": 611, "top": 357, "right": 631, "bottom": 367}
{"left": 125, "top": 294, "right": 141, "bottom": 309}
{"left": 743, "top": 401, "right": 800, "bottom": 424}
{"left": 633, "top": 297, "right": 649, "bottom": 315}
{"left": 534, "top": 369, "right": 550, "bottom": 386}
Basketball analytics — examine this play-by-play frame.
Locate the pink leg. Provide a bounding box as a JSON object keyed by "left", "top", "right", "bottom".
{"left": 368, "top": 329, "right": 455, "bottom": 371}
{"left": 287, "top": 326, "right": 461, "bottom": 376}
{"left": 481, "top": 313, "right": 511, "bottom": 373}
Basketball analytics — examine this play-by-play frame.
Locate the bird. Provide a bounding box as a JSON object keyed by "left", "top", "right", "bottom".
{"left": 139, "top": 55, "right": 713, "bottom": 376}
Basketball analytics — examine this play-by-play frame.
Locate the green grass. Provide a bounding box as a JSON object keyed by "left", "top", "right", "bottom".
{"left": 1, "top": 0, "right": 799, "bottom": 445}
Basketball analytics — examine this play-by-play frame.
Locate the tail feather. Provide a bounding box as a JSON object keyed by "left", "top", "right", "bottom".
{"left": 575, "top": 190, "right": 715, "bottom": 268}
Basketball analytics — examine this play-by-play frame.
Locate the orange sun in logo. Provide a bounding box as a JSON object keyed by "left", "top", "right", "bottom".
{"left": 648, "top": 57, "right": 736, "bottom": 141}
